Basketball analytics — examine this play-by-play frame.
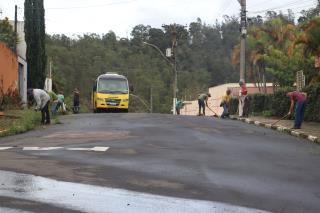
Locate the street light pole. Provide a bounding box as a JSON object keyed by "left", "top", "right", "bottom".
{"left": 171, "top": 25, "right": 178, "bottom": 115}
{"left": 238, "top": 0, "right": 247, "bottom": 82}
{"left": 143, "top": 41, "right": 177, "bottom": 114}
{"left": 142, "top": 42, "right": 173, "bottom": 67}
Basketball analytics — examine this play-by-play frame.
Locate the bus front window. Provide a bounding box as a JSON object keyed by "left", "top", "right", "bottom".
{"left": 98, "top": 78, "right": 128, "bottom": 94}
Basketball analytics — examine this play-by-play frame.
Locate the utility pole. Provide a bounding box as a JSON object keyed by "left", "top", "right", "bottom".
{"left": 150, "top": 87, "right": 153, "bottom": 113}
{"left": 171, "top": 24, "right": 178, "bottom": 115}
{"left": 238, "top": 0, "right": 247, "bottom": 82}
{"left": 14, "top": 5, "right": 18, "bottom": 54}
{"left": 49, "top": 60, "right": 52, "bottom": 78}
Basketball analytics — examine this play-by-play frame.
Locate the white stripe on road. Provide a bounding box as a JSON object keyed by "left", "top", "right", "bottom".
{"left": 0, "top": 147, "right": 13, "bottom": 150}
{"left": 23, "top": 147, "right": 64, "bottom": 151}
{"left": 92, "top": 146, "right": 110, "bottom": 152}
{"left": 0, "top": 146, "right": 110, "bottom": 152}
{"left": 66, "top": 146, "right": 109, "bottom": 152}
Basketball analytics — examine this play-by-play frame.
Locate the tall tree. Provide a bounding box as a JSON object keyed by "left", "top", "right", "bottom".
{"left": 295, "top": 17, "right": 320, "bottom": 83}
{"left": 24, "top": 0, "right": 47, "bottom": 88}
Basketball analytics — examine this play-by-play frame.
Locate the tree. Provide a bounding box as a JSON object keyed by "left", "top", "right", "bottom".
{"left": 0, "top": 17, "right": 17, "bottom": 50}
{"left": 233, "top": 13, "right": 308, "bottom": 87}
{"left": 298, "top": 0, "right": 320, "bottom": 24}
{"left": 24, "top": 0, "right": 47, "bottom": 88}
{"left": 295, "top": 17, "right": 320, "bottom": 83}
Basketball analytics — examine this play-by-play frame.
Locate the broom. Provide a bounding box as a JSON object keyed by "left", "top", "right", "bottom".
{"left": 271, "top": 113, "right": 290, "bottom": 126}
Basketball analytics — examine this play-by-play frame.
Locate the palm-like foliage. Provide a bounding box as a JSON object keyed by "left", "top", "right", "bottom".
{"left": 295, "top": 17, "right": 320, "bottom": 57}
{"left": 295, "top": 17, "right": 320, "bottom": 83}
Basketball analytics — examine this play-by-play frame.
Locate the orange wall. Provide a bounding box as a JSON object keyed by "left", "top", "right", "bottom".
{"left": 0, "top": 42, "right": 18, "bottom": 94}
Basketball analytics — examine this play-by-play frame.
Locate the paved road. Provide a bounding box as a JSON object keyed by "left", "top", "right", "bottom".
{"left": 0, "top": 113, "right": 319, "bottom": 213}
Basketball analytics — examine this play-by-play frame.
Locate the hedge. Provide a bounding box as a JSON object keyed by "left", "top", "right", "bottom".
{"left": 229, "top": 83, "right": 320, "bottom": 122}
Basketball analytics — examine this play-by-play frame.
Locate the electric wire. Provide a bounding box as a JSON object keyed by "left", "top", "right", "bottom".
{"left": 22, "top": 0, "right": 138, "bottom": 10}
{"left": 248, "top": 0, "right": 316, "bottom": 14}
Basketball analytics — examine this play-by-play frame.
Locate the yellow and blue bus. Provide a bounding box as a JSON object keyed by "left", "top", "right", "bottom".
{"left": 92, "top": 73, "right": 130, "bottom": 113}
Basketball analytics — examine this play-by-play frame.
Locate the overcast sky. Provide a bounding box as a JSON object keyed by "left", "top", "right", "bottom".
{"left": 0, "top": 0, "right": 317, "bottom": 38}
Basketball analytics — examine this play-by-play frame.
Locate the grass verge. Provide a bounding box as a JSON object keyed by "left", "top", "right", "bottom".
{"left": 0, "top": 110, "right": 41, "bottom": 137}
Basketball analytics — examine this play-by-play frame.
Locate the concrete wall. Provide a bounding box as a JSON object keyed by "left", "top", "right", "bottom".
{"left": 9, "top": 21, "right": 28, "bottom": 105}
{"left": 0, "top": 42, "right": 18, "bottom": 94}
{"left": 181, "top": 83, "right": 274, "bottom": 116}
{"left": 18, "top": 56, "right": 27, "bottom": 105}
{"left": 9, "top": 21, "right": 26, "bottom": 60}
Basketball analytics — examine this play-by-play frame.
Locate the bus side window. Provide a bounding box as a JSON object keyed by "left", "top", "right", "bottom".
{"left": 93, "top": 81, "right": 97, "bottom": 92}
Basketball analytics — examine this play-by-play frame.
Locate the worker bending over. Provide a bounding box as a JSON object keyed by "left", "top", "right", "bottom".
{"left": 287, "top": 91, "right": 307, "bottom": 129}
{"left": 221, "top": 89, "right": 232, "bottom": 118}
{"left": 198, "top": 93, "right": 211, "bottom": 116}
{"left": 27, "top": 89, "right": 51, "bottom": 125}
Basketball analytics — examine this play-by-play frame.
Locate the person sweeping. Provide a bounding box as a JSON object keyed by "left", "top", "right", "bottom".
{"left": 287, "top": 91, "right": 307, "bottom": 129}
{"left": 220, "top": 89, "right": 232, "bottom": 119}
{"left": 175, "top": 99, "right": 185, "bottom": 115}
{"left": 198, "top": 93, "right": 211, "bottom": 116}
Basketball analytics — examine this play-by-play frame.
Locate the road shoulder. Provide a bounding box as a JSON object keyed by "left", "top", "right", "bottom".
{"left": 231, "top": 116, "right": 320, "bottom": 145}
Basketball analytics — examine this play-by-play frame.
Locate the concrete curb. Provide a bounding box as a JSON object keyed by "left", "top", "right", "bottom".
{"left": 230, "top": 116, "right": 320, "bottom": 145}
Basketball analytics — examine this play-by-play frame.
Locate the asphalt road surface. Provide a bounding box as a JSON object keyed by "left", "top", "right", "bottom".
{"left": 0, "top": 113, "right": 319, "bottom": 213}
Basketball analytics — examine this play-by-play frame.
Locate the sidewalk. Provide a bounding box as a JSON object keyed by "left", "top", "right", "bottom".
{"left": 231, "top": 115, "right": 320, "bottom": 144}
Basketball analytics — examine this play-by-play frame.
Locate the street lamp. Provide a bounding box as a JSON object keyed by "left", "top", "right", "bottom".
{"left": 142, "top": 42, "right": 173, "bottom": 68}
{"left": 142, "top": 41, "right": 177, "bottom": 115}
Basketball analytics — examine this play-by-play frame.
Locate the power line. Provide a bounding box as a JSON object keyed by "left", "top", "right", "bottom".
{"left": 248, "top": 4, "right": 316, "bottom": 16}
{"left": 247, "top": 0, "right": 277, "bottom": 9}
{"left": 248, "top": 0, "right": 316, "bottom": 14}
{"left": 248, "top": 0, "right": 314, "bottom": 9}
{"left": 247, "top": 4, "right": 316, "bottom": 18}
{"left": 22, "top": 0, "right": 138, "bottom": 10}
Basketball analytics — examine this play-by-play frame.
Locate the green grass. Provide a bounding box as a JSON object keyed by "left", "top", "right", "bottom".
{"left": 0, "top": 109, "right": 41, "bottom": 137}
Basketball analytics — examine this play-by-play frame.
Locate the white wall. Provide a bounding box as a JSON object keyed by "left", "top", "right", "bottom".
{"left": 18, "top": 56, "right": 27, "bottom": 106}
{"left": 9, "top": 21, "right": 27, "bottom": 60}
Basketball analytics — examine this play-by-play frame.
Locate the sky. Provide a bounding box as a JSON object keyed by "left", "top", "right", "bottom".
{"left": 0, "top": 0, "right": 317, "bottom": 38}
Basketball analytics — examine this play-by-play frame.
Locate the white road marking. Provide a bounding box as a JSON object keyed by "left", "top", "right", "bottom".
{"left": 0, "top": 146, "right": 110, "bottom": 152}
{"left": 0, "top": 147, "right": 13, "bottom": 150}
{"left": 66, "top": 148, "right": 92, "bottom": 151}
{"left": 92, "top": 146, "right": 110, "bottom": 152}
{"left": 23, "top": 147, "right": 64, "bottom": 151}
{"left": 66, "top": 146, "right": 109, "bottom": 152}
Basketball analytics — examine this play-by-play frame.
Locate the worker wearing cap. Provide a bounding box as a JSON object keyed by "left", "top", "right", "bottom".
{"left": 287, "top": 91, "right": 307, "bottom": 129}
{"left": 198, "top": 93, "right": 211, "bottom": 116}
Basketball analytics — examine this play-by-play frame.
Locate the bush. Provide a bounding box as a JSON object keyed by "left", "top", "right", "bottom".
{"left": 229, "top": 84, "right": 320, "bottom": 122}
{"left": 269, "top": 87, "right": 293, "bottom": 117}
{"left": 304, "top": 83, "right": 320, "bottom": 122}
{"left": 262, "top": 110, "right": 273, "bottom": 117}
{"left": 249, "top": 93, "right": 272, "bottom": 114}
{"left": 229, "top": 98, "right": 238, "bottom": 115}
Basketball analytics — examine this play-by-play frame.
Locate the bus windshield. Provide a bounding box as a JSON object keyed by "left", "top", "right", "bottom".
{"left": 97, "top": 78, "right": 128, "bottom": 94}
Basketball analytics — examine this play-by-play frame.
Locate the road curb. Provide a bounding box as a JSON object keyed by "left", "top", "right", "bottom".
{"left": 231, "top": 116, "right": 320, "bottom": 145}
